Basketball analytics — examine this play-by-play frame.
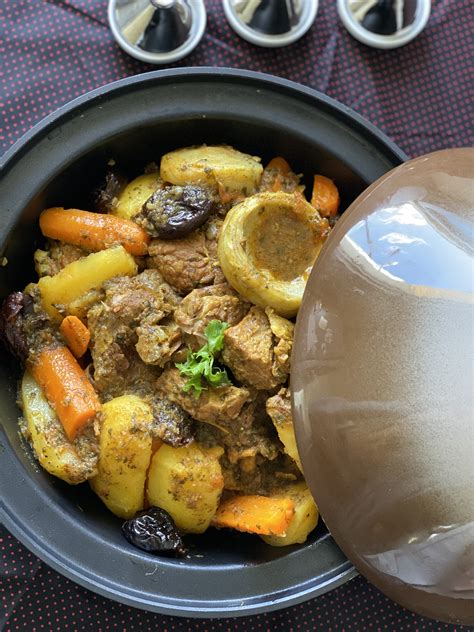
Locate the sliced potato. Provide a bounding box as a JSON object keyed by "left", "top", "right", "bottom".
{"left": 37, "top": 245, "right": 137, "bottom": 320}
{"left": 160, "top": 145, "right": 263, "bottom": 197}
{"left": 113, "top": 173, "right": 161, "bottom": 220}
{"left": 147, "top": 442, "right": 224, "bottom": 534}
{"left": 90, "top": 395, "right": 153, "bottom": 519}
{"left": 21, "top": 371, "right": 98, "bottom": 485}
{"left": 261, "top": 483, "right": 319, "bottom": 547}
{"left": 218, "top": 192, "right": 328, "bottom": 317}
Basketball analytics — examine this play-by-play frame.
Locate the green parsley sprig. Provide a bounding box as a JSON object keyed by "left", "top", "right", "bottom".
{"left": 175, "top": 320, "right": 231, "bottom": 397}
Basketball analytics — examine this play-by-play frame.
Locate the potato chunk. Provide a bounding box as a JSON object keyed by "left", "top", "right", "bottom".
{"left": 260, "top": 483, "right": 319, "bottom": 547}
{"left": 37, "top": 246, "right": 137, "bottom": 320}
{"left": 160, "top": 145, "right": 263, "bottom": 197}
{"left": 147, "top": 442, "right": 224, "bottom": 533}
{"left": 113, "top": 173, "right": 161, "bottom": 220}
{"left": 90, "top": 395, "right": 153, "bottom": 519}
{"left": 21, "top": 371, "right": 98, "bottom": 485}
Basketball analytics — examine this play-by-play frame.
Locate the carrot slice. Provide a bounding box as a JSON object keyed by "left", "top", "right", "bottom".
{"left": 59, "top": 315, "right": 90, "bottom": 358}
{"left": 30, "top": 346, "right": 101, "bottom": 442}
{"left": 311, "top": 175, "right": 340, "bottom": 217}
{"left": 266, "top": 156, "right": 291, "bottom": 176}
{"left": 265, "top": 157, "right": 292, "bottom": 192}
{"left": 212, "top": 495, "right": 295, "bottom": 536}
{"left": 39, "top": 207, "right": 150, "bottom": 256}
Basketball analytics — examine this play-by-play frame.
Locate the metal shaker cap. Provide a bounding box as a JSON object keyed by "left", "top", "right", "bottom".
{"left": 108, "top": 0, "right": 206, "bottom": 64}
{"left": 337, "top": 0, "right": 431, "bottom": 49}
{"left": 223, "top": 0, "right": 318, "bottom": 48}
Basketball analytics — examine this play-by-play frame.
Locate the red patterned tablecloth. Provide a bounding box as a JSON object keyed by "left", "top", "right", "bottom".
{"left": 1, "top": 1, "right": 473, "bottom": 630}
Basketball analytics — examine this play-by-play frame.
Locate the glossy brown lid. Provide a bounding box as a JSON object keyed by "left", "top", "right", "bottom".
{"left": 292, "top": 148, "right": 474, "bottom": 624}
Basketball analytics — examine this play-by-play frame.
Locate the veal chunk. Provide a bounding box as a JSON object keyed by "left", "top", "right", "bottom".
{"left": 174, "top": 283, "right": 249, "bottom": 340}
{"left": 135, "top": 319, "right": 181, "bottom": 367}
{"left": 148, "top": 219, "right": 225, "bottom": 294}
{"left": 87, "top": 269, "right": 179, "bottom": 398}
{"left": 156, "top": 367, "right": 249, "bottom": 427}
{"left": 34, "top": 241, "right": 86, "bottom": 277}
{"left": 222, "top": 307, "right": 294, "bottom": 390}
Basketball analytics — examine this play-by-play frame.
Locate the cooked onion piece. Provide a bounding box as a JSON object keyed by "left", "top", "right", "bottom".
{"left": 218, "top": 192, "right": 329, "bottom": 317}
{"left": 160, "top": 145, "right": 263, "bottom": 199}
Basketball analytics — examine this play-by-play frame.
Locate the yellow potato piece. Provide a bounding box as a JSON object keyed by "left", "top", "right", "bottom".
{"left": 160, "top": 145, "right": 263, "bottom": 196}
{"left": 147, "top": 442, "right": 224, "bottom": 534}
{"left": 261, "top": 483, "right": 319, "bottom": 547}
{"left": 90, "top": 395, "right": 153, "bottom": 519}
{"left": 37, "top": 245, "right": 137, "bottom": 320}
{"left": 113, "top": 173, "right": 161, "bottom": 220}
{"left": 21, "top": 371, "right": 98, "bottom": 485}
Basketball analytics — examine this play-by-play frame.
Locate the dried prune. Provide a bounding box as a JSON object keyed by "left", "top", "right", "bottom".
{"left": 122, "top": 507, "right": 186, "bottom": 556}
{"left": 136, "top": 185, "right": 214, "bottom": 239}
{"left": 149, "top": 397, "right": 195, "bottom": 447}
{"left": 0, "top": 292, "right": 30, "bottom": 361}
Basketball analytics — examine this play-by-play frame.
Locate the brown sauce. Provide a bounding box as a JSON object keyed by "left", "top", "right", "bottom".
{"left": 249, "top": 206, "right": 317, "bottom": 282}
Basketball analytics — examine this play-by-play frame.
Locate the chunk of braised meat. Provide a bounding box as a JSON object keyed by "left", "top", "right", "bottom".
{"left": 174, "top": 283, "right": 249, "bottom": 342}
{"left": 221, "top": 306, "right": 293, "bottom": 390}
{"left": 0, "top": 292, "right": 31, "bottom": 361}
{"left": 266, "top": 387, "right": 292, "bottom": 428}
{"left": 104, "top": 269, "right": 180, "bottom": 321}
{"left": 219, "top": 453, "right": 301, "bottom": 495}
{"left": 87, "top": 270, "right": 179, "bottom": 399}
{"left": 196, "top": 397, "right": 300, "bottom": 497}
{"left": 209, "top": 396, "right": 281, "bottom": 463}
{"left": 148, "top": 396, "right": 194, "bottom": 447}
{"left": 136, "top": 185, "right": 216, "bottom": 239}
{"left": 34, "top": 241, "right": 87, "bottom": 277}
{"left": 95, "top": 169, "right": 128, "bottom": 213}
{"left": 156, "top": 367, "right": 249, "bottom": 428}
{"left": 0, "top": 290, "right": 59, "bottom": 362}
{"left": 136, "top": 318, "right": 182, "bottom": 367}
{"left": 147, "top": 218, "right": 225, "bottom": 294}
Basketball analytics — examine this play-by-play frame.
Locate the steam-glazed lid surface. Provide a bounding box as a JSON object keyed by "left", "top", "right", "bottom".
{"left": 292, "top": 148, "right": 474, "bottom": 624}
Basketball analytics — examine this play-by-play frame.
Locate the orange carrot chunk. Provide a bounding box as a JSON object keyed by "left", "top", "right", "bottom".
{"left": 311, "top": 175, "right": 340, "bottom": 218}
{"left": 39, "top": 207, "right": 150, "bottom": 256}
{"left": 211, "top": 495, "right": 295, "bottom": 536}
{"left": 30, "top": 346, "right": 101, "bottom": 442}
{"left": 266, "top": 157, "right": 292, "bottom": 192}
{"left": 59, "top": 315, "right": 90, "bottom": 358}
{"left": 266, "top": 156, "right": 291, "bottom": 176}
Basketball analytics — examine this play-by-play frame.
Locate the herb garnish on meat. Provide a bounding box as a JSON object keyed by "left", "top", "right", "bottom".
{"left": 176, "top": 320, "right": 230, "bottom": 396}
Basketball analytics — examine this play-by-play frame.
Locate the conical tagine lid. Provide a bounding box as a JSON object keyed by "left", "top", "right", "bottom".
{"left": 292, "top": 148, "right": 474, "bottom": 625}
